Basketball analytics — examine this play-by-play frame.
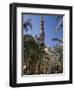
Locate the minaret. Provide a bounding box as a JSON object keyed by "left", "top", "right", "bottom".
{"left": 39, "top": 16, "right": 45, "bottom": 46}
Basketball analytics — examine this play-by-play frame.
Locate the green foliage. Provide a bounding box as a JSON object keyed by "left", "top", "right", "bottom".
{"left": 54, "top": 45, "right": 63, "bottom": 62}
{"left": 23, "top": 35, "right": 46, "bottom": 74}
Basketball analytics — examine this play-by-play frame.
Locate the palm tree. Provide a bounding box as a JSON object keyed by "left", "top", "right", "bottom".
{"left": 51, "top": 16, "right": 63, "bottom": 73}
{"left": 23, "top": 34, "right": 45, "bottom": 74}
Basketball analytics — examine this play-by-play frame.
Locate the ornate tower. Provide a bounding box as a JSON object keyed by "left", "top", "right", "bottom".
{"left": 39, "top": 16, "right": 45, "bottom": 46}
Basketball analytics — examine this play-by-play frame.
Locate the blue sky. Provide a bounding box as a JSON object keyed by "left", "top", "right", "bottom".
{"left": 22, "top": 14, "right": 63, "bottom": 47}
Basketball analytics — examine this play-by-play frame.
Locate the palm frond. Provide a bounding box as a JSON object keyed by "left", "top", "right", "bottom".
{"left": 23, "top": 19, "right": 32, "bottom": 32}
{"left": 52, "top": 38, "right": 63, "bottom": 43}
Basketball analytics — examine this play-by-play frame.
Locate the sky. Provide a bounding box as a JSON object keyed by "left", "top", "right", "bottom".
{"left": 22, "top": 14, "right": 63, "bottom": 47}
